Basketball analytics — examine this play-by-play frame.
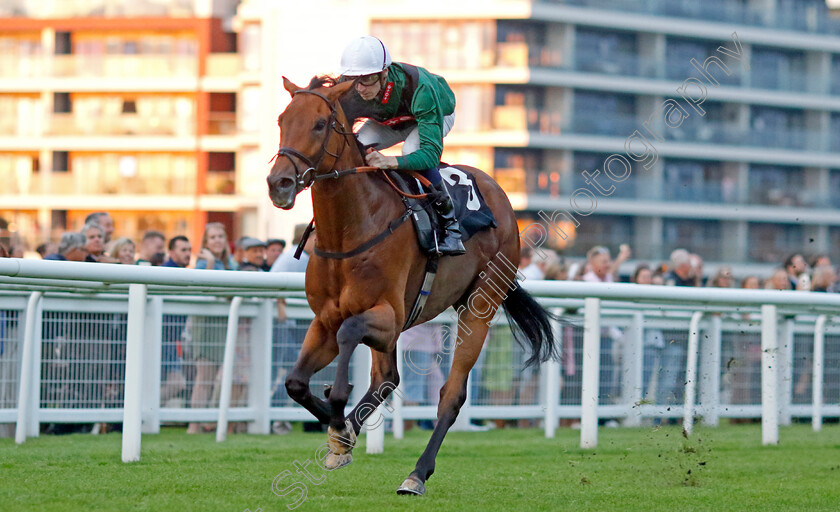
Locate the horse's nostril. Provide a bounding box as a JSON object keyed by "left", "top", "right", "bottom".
{"left": 279, "top": 177, "right": 295, "bottom": 190}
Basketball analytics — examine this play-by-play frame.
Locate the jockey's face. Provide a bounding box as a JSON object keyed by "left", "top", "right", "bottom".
{"left": 355, "top": 71, "right": 385, "bottom": 101}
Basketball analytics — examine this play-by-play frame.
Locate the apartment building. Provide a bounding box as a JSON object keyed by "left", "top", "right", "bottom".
{"left": 4, "top": 0, "right": 840, "bottom": 274}
{"left": 0, "top": 0, "right": 258, "bottom": 248}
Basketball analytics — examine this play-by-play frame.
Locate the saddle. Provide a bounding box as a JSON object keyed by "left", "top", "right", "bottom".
{"left": 385, "top": 165, "right": 498, "bottom": 256}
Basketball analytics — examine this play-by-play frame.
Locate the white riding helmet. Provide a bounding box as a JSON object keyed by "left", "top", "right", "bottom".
{"left": 338, "top": 36, "right": 392, "bottom": 77}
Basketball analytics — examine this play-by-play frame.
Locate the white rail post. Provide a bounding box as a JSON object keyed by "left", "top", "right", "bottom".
{"left": 27, "top": 294, "right": 43, "bottom": 439}
{"left": 15, "top": 291, "right": 42, "bottom": 444}
{"left": 543, "top": 308, "right": 562, "bottom": 438}
{"left": 216, "top": 296, "right": 243, "bottom": 442}
{"left": 761, "top": 304, "right": 779, "bottom": 446}
{"left": 248, "top": 299, "right": 273, "bottom": 434}
{"left": 683, "top": 312, "right": 704, "bottom": 436}
{"left": 393, "top": 336, "right": 405, "bottom": 440}
{"left": 812, "top": 315, "right": 826, "bottom": 432}
{"left": 700, "top": 314, "right": 722, "bottom": 426}
{"left": 580, "top": 297, "right": 601, "bottom": 449}
{"left": 142, "top": 296, "right": 163, "bottom": 434}
{"left": 778, "top": 317, "right": 794, "bottom": 426}
{"left": 361, "top": 345, "right": 385, "bottom": 455}
{"left": 122, "top": 284, "right": 147, "bottom": 462}
{"left": 622, "top": 312, "right": 644, "bottom": 427}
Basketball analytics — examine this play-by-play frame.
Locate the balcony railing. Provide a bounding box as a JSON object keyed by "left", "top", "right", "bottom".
{"left": 30, "top": 171, "right": 196, "bottom": 196}
{"left": 574, "top": 48, "right": 658, "bottom": 78}
{"left": 568, "top": 114, "right": 641, "bottom": 137}
{"left": 540, "top": 0, "right": 840, "bottom": 36}
{"left": 51, "top": 55, "right": 198, "bottom": 78}
{"left": 48, "top": 113, "right": 195, "bottom": 137}
{"left": 492, "top": 105, "right": 563, "bottom": 133}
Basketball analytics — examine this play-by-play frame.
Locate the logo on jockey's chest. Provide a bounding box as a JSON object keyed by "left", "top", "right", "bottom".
{"left": 381, "top": 82, "right": 394, "bottom": 104}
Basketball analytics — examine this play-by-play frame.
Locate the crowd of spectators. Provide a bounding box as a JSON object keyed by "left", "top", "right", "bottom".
{"left": 2, "top": 212, "right": 837, "bottom": 435}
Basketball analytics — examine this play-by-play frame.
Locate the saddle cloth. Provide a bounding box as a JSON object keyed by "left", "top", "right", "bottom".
{"left": 386, "top": 164, "right": 498, "bottom": 255}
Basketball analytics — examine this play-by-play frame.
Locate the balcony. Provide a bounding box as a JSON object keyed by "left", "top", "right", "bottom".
{"left": 52, "top": 55, "right": 198, "bottom": 78}
{"left": 492, "top": 105, "right": 562, "bottom": 134}
{"left": 206, "top": 54, "right": 240, "bottom": 78}
{"left": 539, "top": 0, "right": 840, "bottom": 36}
{"left": 48, "top": 113, "right": 195, "bottom": 137}
{"left": 568, "top": 114, "right": 640, "bottom": 137}
{"left": 31, "top": 171, "right": 196, "bottom": 196}
{"left": 750, "top": 69, "right": 810, "bottom": 93}
{"left": 574, "top": 48, "right": 658, "bottom": 78}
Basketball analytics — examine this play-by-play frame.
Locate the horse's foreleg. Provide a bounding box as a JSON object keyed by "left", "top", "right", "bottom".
{"left": 345, "top": 350, "right": 399, "bottom": 433}
{"left": 324, "top": 304, "right": 396, "bottom": 469}
{"left": 398, "top": 293, "right": 498, "bottom": 495}
{"left": 284, "top": 320, "right": 337, "bottom": 424}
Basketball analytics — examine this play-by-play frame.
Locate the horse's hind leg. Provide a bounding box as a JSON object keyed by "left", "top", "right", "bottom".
{"left": 397, "top": 300, "right": 496, "bottom": 495}
{"left": 285, "top": 319, "right": 337, "bottom": 424}
{"left": 324, "top": 304, "right": 396, "bottom": 469}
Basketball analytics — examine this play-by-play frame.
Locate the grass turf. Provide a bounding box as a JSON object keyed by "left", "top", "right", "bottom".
{"left": 1, "top": 424, "right": 839, "bottom": 511}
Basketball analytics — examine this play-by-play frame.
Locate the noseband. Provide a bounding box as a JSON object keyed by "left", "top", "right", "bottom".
{"left": 273, "top": 90, "right": 352, "bottom": 190}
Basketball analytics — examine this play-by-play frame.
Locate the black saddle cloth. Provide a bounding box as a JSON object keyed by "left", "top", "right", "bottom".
{"left": 386, "top": 165, "right": 497, "bottom": 255}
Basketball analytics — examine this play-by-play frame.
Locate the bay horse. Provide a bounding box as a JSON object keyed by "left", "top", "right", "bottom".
{"left": 267, "top": 76, "right": 557, "bottom": 496}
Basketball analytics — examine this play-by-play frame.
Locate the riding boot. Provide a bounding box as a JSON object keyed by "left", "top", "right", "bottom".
{"left": 429, "top": 180, "right": 466, "bottom": 256}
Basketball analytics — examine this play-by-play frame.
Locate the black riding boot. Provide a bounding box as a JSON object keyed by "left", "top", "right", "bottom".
{"left": 429, "top": 180, "right": 466, "bottom": 256}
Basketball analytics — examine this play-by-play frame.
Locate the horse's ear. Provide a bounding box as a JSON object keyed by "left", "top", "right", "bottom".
{"left": 283, "top": 76, "right": 301, "bottom": 97}
{"left": 325, "top": 79, "right": 355, "bottom": 100}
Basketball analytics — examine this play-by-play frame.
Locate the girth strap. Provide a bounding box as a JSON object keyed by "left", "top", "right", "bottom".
{"left": 313, "top": 210, "right": 412, "bottom": 260}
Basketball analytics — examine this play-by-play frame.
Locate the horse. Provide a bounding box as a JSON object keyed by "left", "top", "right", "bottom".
{"left": 267, "top": 76, "right": 558, "bottom": 496}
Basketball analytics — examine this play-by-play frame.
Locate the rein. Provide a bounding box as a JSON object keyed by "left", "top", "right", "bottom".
{"left": 278, "top": 87, "right": 429, "bottom": 260}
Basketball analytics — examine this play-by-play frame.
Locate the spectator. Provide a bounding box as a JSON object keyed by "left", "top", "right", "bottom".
{"left": 233, "top": 236, "right": 247, "bottom": 267}
{"left": 766, "top": 268, "right": 792, "bottom": 290}
{"left": 809, "top": 254, "right": 831, "bottom": 269}
{"left": 196, "top": 223, "right": 237, "bottom": 270}
{"left": 264, "top": 239, "right": 286, "bottom": 271}
{"left": 0, "top": 244, "right": 8, "bottom": 258}
{"left": 239, "top": 237, "right": 267, "bottom": 272}
{"left": 707, "top": 266, "right": 734, "bottom": 288}
{"left": 270, "top": 224, "right": 313, "bottom": 273}
{"left": 82, "top": 222, "right": 118, "bottom": 263}
{"left": 108, "top": 237, "right": 136, "bottom": 265}
{"left": 665, "top": 249, "right": 695, "bottom": 287}
{"left": 400, "top": 323, "right": 445, "bottom": 431}
{"left": 269, "top": 224, "right": 315, "bottom": 434}
{"left": 163, "top": 236, "right": 191, "bottom": 268}
{"left": 811, "top": 265, "right": 837, "bottom": 293}
{"left": 582, "top": 244, "right": 631, "bottom": 410}
{"left": 583, "top": 244, "right": 631, "bottom": 283}
{"left": 84, "top": 212, "right": 115, "bottom": 243}
{"left": 136, "top": 231, "right": 166, "bottom": 266}
{"left": 784, "top": 253, "right": 807, "bottom": 290}
{"left": 44, "top": 232, "right": 88, "bottom": 261}
{"left": 189, "top": 223, "right": 236, "bottom": 433}
{"left": 689, "top": 253, "right": 705, "bottom": 286}
{"left": 519, "top": 247, "right": 543, "bottom": 280}
{"left": 160, "top": 236, "right": 191, "bottom": 409}
{"left": 35, "top": 242, "right": 56, "bottom": 259}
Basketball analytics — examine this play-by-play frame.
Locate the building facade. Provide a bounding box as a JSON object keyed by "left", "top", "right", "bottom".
{"left": 4, "top": 0, "right": 840, "bottom": 275}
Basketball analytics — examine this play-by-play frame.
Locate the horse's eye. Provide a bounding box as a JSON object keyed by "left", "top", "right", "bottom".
{"left": 313, "top": 119, "right": 327, "bottom": 131}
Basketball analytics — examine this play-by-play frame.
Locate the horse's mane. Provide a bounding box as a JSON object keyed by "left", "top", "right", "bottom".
{"left": 307, "top": 75, "right": 338, "bottom": 90}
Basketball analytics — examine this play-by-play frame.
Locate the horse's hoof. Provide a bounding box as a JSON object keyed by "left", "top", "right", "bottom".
{"left": 327, "top": 419, "right": 356, "bottom": 455}
{"left": 323, "top": 451, "right": 353, "bottom": 470}
{"left": 396, "top": 475, "right": 426, "bottom": 496}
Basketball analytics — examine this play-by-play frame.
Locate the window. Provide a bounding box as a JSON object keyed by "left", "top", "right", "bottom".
{"left": 121, "top": 100, "right": 137, "bottom": 114}
{"left": 749, "top": 165, "right": 805, "bottom": 205}
{"left": 663, "top": 160, "right": 724, "bottom": 202}
{"left": 662, "top": 219, "right": 721, "bottom": 260}
{"left": 52, "top": 151, "right": 69, "bottom": 172}
{"left": 53, "top": 92, "right": 71, "bottom": 114}
{"left": 572, "top": 91, "right": 636, "bottom": 135}
{"left": 748, "top": 223, "right": 803, "bottom": 263}
{"left": 55, "top": 31, "right": 72, "bottom": 55}
{"left": 575, "top": 28, "right": 638, "bottom": 75}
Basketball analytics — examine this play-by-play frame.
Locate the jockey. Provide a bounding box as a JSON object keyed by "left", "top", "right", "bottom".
{"left": 338, "top": 35, "right": 466, "bottom": 256}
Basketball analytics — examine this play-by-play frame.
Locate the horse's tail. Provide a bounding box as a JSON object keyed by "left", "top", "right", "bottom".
{"left": 502, "top": 284, "right": 561, "bottom": 368}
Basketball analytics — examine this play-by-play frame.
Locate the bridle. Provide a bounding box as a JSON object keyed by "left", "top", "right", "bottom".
{"left": 272, "top": 89, "right": 355, "bottom": 190}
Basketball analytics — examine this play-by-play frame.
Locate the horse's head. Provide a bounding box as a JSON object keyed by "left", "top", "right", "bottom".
{"left": 267, "top": 77, "right": 356, "bottom": 210}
